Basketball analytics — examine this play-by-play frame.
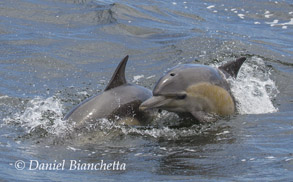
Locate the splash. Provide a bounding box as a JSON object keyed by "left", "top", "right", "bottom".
{"left": 120, "top": 124, "right": 209, "bottom": 139}
{"left": 4, "top": 96, "right": 71, "bottom": 136}
{"left": 75, "top": 112, "right": 207, "bottom": 140}
{"left": 3, "top": 56, "right": 279, "bottom": 140}
{"left": 3, "top": 94, "right": 203, "bottom": 140}
{"left": 228, "top": 56, "right": 279, "bottom": 114}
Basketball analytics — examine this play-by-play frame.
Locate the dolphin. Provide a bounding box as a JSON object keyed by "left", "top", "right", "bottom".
{"left": 139, "top": 57, "right": 246, "bottom": 124}
{"left": 64, "top": 55, "right": 152, "bottom": 127}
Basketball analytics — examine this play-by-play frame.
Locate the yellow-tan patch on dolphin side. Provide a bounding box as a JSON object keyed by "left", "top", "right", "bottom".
{"left": 186, "top": 82, "right": 235, "bottom": 116}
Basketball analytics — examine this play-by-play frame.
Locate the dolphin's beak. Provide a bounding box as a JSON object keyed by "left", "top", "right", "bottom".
{"left": 139, "top": 96, "right": 171, "bottom": 111}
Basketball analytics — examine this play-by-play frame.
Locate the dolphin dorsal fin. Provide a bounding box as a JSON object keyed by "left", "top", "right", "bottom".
{"left": 104, "top": 55, "right": 129, "bottom": 91}
{"left": 218, "top": 57, "right": 246, "bottom": 78}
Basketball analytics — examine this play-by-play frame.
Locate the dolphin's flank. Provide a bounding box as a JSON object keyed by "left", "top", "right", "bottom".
{"left": 64, "top": 55, "right": 153, "bottom": 127}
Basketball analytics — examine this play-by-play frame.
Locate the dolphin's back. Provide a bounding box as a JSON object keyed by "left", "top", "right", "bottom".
{"left": 153, "top": 64, "right": 230, "bottom": 96}
{"left": 64, "top": 84, "right": 152, "bottom": 127}
{"left": 176, "top": 64, "right": 229, "bottom": 89}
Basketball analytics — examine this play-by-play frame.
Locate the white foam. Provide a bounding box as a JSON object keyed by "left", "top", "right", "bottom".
{"left": 265, "top": 14, "right": 273, "bottom": 18}
{"left": 216, "top": 131, "right": 230, "bottom": 135}
{"left": 266, "top": 156, "right": 275, "bottom": 159}
{"left": 4, "top": 96, "right": 71, "bottom": 136}
{"left": 228, "top": 57, "right": 279, "bottom": 114}
{"left": 185, "top": 148, "right": 196, "bottom": 152}
{"left": 132, "top": 75, "right": 144, "bottom": 83}
{"left": 0, "top": 95, "right": 9, "bottom": 99}
{"left": 122, "top": 126, "right": 178, "bottom": 139}
{"left": 87, "top": 110, "right": 203, "bottom": 139}
{"left": 265, "top": 19, "right": 279, "bottom": 26}
{"left": 265, "top": 18, "right": 293, "bottom": 28}
{"left": 67, "top": 146, "right": 81, "bottom": 151}
{"left": 146, "top": 75, "right": 156, "bottom": 79}
{"left": 282, "top": 26, "right": 287, "bottom": 29}
{"left": 207, "top": 5, "right": 215, "bottom": 9}
{"left": 134, "top": 153, "right": 142, "bottom": 156}
{"left": 264, "top": 10, "right": 273, "bottom": 18}
{"left": 238, "top": 14, "right": 245, "bottom": 19}
{"left": 160, "top": 147, "right": 167, "bottom": 150}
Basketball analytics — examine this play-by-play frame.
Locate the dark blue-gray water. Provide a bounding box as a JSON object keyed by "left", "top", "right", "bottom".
{"left": 1, "top": 0, "right": 292, "bottom": 181}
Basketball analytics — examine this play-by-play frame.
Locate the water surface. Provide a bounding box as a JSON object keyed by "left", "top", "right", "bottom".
{"left": 0, "top": 0, "right": 293, "bottom": 181}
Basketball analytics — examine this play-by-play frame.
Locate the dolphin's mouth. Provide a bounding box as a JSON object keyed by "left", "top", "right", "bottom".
{"left": 139, "top": 96, "right": 170, "bottom": 111}
{"left": 139, "top": 93, "right": 186, "bottom": 111}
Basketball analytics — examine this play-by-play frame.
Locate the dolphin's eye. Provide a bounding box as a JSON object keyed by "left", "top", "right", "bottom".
{"left": 170, "top": 73, "right": 176, "bottom": 76}
{"left": 176, "top": 94, "right": 186, "bottom": 100}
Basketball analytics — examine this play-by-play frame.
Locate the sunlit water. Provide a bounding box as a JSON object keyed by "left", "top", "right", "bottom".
{"left": 0, "top": 0, "right": 292, "bottom": 181}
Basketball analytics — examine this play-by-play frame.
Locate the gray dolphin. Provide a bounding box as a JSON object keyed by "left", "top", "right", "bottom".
{"left": 139, "top": 57, "right": 246, "bottom": 123}
{"left": 64, "top": 55, "right": 152, "bottom": 127}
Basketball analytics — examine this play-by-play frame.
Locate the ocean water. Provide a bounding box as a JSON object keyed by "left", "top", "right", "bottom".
{"left": 0, "top": 0, "right": 292, "bottom": 181}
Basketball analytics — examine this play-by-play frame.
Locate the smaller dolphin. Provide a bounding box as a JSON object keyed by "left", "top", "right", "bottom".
{"left": 139, "top": 57, "right": 246, "bottom": 124}
{"left": 64, "top": 55, "right": 152, "bottom": 127}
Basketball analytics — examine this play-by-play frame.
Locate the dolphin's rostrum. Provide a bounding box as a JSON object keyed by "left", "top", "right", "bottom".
{"left": 64, "top": 55, "right": 152, "bottom": 127}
